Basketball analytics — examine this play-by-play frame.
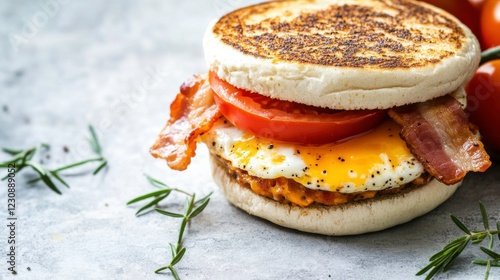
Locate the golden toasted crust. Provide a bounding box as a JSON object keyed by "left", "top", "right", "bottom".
{"left": 212, "top": 0, "right": 465, "bottom": 69}
{"left": 204, "top": 0, "right": 480, "bottom": 110}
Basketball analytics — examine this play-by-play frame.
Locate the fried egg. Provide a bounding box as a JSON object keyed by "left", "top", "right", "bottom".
{"left": 201, "top": 119, "right": 424, "bottom": 193}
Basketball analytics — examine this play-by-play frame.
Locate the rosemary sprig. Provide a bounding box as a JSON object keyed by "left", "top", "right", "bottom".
{"left": 417, "top": 202, "right": 500, "bottom": 280}
{"left": 127, "top": 175, "right": 212, "bottom": 279}
{"left": 0, "top": 125, "right": 107, "bottom": 194}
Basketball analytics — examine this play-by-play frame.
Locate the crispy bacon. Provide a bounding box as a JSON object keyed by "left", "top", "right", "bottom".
{"left": 389, "top": 95, "right": 491, "bottom": 185}
{"left": 150, "top": 75, "right": 221, "bottom": 170}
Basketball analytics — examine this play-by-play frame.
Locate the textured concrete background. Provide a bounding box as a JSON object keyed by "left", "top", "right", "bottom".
{"left": 1, "top": 1, "right": 499, "bottom": 279}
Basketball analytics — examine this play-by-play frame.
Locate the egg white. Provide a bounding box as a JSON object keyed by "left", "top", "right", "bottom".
{"left": 201, "top": 119, "right": 424, "bottom": 193}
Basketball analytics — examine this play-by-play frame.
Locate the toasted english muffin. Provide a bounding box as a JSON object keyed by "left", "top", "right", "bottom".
{"left": 204, "top": 0, "right": 480, "bottom": 110}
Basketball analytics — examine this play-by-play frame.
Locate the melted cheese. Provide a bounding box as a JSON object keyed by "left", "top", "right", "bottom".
{"left": 201, "top": 119, "right": 424, "bottom": 193}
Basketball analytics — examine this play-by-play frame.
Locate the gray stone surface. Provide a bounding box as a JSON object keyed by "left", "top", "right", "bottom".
{"left": 1, "top": 1, "right": 499, "bottom": 279}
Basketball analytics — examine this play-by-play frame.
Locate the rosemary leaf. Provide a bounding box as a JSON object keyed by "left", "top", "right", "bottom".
{"left": 135, "top": 193, "right": 169, "bottom": 216}
{"left": 442, "top": 238, "right": 470, "bottom": 271}
{"left": 154, "top": 266, "right": 169, "bottom": 273}
{"left": 50, "top": 171, "right": 70, "bottom": 188}
{"left": 195, "top": 192, "right": 213, "bottom": 206}
{"left": 183, "top": 196, "right": 192, "bottom": 214}
{"left": 480, "top": 247, "right": 500, "bottom": 259}
{"left": 451, "top": 215, "right": 471, "bottom": 234}
{"left": 480, "top": 202, "right": 490, "bottom": 230}
{"left": 473, "top": 260, "right": 500, "bottom": 267}
{"left": 1, "top": 148, "right": 23, "bottom": 155}
{"left": 0, "top": 159, "right": 17, "bottom": 167}
{"left": 170, "top": 247, "right": 186, "bottom": 266}
{"left": 51, "top": 157, "right": 103, "bottom": 173}
{"left": 188, "top": 197, "right": 210, "bottom": 219}
{"left": 92, "top": 160, "right": 107, "bottom": 175}
{"left": 155, "top": 208, "right": 185, "bottom": 218}
{"left": 145, "top": 174, "right": 169, "bottom": 188}
{"left": 416, "top": 250, "right": 449, "bottom": 275}
{"left": 0, "top": 147, "right": 35, "bottom": 166}
{"left": 169, "top": 243, "right": 176, "bottom": 259}
{"left": 474, "top": 260, "right": 490, "bottom": 265}
{"left": 436, "top": 236, "right": 467, "bottom": 257}
{"left": 88, "top": 125, "right": 102, "bottom": 155}
{"left": 425, "top": 264, "right": 442, "bottom": 280}
{"left": 127, "top": 189, "right": 172, "bottom": 205}
{"left": 26, "top": 162, "right": 61, "bottom": 195}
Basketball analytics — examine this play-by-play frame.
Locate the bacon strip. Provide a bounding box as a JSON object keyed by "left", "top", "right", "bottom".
{"left": 389, "top": 95, "right": 491, "bottom": 185}
{"left": 150, "top": 75, "right": 221, "bottom": 170}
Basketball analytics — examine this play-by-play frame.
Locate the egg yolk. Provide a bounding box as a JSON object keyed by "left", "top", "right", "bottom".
{"left": 203, "top": 119, "right": 423, "bottom": 193}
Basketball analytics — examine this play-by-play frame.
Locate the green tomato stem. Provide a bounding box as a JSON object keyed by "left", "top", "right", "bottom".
{"left": 480, "top": 46, "right": 500, "bottom": 65}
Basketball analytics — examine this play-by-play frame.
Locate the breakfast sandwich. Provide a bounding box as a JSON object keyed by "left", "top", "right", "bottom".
{"left": 150, "top": 0, "right": 491, "bottom": 235}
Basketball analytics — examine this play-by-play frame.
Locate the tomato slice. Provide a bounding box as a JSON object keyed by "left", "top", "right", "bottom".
{"left": 208, "top": 71, "right": 387, "bottom": 144}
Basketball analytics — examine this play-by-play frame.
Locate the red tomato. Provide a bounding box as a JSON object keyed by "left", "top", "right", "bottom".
{"left": 466, "top": 59, "right": 500, "bottom": 151}
{"left": 481, "top": 0, "right": 500, "bottom": 49}
{"left": 419, "top": 0, "right": 481, "bottom": 40}
{"left": 468, "top": 0, "right": 487, "bottom": 10}
{"left": 208, "top": 72, "right": 387, "bottom": 145}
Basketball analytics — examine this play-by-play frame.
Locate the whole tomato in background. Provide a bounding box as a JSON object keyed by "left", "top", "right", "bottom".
{"left": 481, "top": 0, "right": 500, "bottom": 48}
{"left": 468, "top": 0, "right": 487, "bottom": 10}
{"left": 466, "top": 59, "right": 500, "bottom": 152}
